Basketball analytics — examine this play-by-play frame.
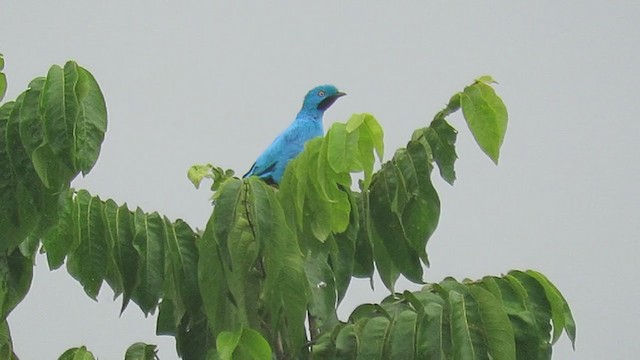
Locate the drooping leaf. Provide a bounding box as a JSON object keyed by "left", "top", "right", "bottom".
{"left": 66, "top": 190, "right": 108, "bottom": 299}
{"left": 416, "top": 118, "right": 458, "bottom": 185}
{"left": 0, "top": 247, "right": 33, "bottom": 322}
{"left": 351, "top": 192, "right": 374, "bottom": 280}
{"left": 163, "top": 217, "right": 200, "bottom": 314}
{"left": 525, "top": 270, "right": 576, "bottom": 348}
{"left": 305, "top": 249, "right": 339, "bottom": 337}
{"left": 103, "top": 200, "right": 138, "bottom": 311}
{"left": 468, "top": 285, "right": 516, "bottom": 360}
{"left": 132, "top": 210, "right": 165, "bottom": 314}
{"left": 0, "top": 320, "right": 17, "bottom": 360}
{"left": 0, "top": 96, "right": 43, "bottom": 251}
{"left": 460, "top": 81, "right": 508, "bottom": 164}
{"left": 175, "top": 309, "right": 211, "bottom": 360}
{"left": 41, "top": 63, "right": 78, "bottom": 170}
{"left": 73, "top": 67, "right": 107, "bottom": 175}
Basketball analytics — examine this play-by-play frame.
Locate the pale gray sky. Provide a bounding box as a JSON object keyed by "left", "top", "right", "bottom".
{"left": 2, "top": 2, "right": 639, "bottom": 359}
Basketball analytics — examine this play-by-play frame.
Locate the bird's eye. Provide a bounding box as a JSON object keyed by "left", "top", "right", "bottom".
{"left": 318, "top": 91, "right": 325, "bottom": 97}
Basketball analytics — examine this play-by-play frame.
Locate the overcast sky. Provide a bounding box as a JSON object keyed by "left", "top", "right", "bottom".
{"left": 2, "top": 2, "right": 639, "bottom": 359}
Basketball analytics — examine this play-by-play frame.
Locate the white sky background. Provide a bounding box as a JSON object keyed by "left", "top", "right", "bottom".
{"left": 2, "top": 2, "right": 639, "bottom": 359}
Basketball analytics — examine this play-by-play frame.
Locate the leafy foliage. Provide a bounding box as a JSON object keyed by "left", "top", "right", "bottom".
{"left": 0, "top": 60, "right": 106, "bottom": 252}
{"left": 311, "top": 271, "right": 575, "bottom": 360}
{"left": 0, "top": 56, "right": 573, "bottom": 360}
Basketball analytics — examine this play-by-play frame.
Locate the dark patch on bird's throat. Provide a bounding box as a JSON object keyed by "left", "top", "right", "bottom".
{"left": 317, "top": 92, "right": 346, "bottom": 111}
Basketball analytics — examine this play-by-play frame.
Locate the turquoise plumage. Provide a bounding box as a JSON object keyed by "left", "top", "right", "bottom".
{"left": 243, "top": 84, "right": 345, "bottom": 184}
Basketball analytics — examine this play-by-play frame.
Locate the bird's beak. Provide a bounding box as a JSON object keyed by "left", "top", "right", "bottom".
{"left": 317, "top": 91, "right": 346, "bottom": 111}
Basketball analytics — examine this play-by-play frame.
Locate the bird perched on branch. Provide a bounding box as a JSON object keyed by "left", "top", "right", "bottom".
{"left": 243, "top": 84, "right": 346, "bottom": 184}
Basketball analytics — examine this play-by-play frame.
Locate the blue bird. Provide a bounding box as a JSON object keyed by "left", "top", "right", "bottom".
{"left": 243, "top": 84, "right": 346, "bottom": 184}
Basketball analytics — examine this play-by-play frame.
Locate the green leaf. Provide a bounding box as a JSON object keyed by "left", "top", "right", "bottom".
{"left": 346, "top": 113, "right": 384, "bottom": 189}
{"left": 475, "top": 75, "right": 497, "bottom": 85}
{"left": 187, "top": 164, "right": 213, "bottom": 189}
{"left": 331, "top": 209, "right": 357, "bottom": 303}
{"left": 460, "top": 81, "right": 508, "bottom": 164}
{"left": 355, "top": 317, "right": 390, "bottom": 360}
{"left": 175, "top": 311, "right": 210, "bottom": 359}
{"left": 0, "top": 320, "right": 16, "bottom": 360}
{"left": 415, "top": 297, "right": 446, "bottom": 359}
{"left": 132, "top": 210, "right": 165, "bottom": 314}
{"left": 468, "top": 285, "right": 516, "bottom": 360}
{"left": 305, "top": 249, "right": 339, "bottom": 336}
{"left": 235, "top": 328, "right": 272, "bottom": 360}
{"left": 387, "top": 310, "right": 418, "bottom": 359}
{"left": 39, "top": 61, "right": 107, "bottom": 175}
{"left": 0, "top": 248, "right": 34, "bottom": 321}
{"left": 188, "top": 164, "right": 236, "bottom": 193}
{"left": 352, "top": 192, "right": 374, "bottom": 280}
{"left": 217, "top": 327, "right": 272, "bottom": 360}
{"left": 0, "top": 105, "right": 16, "bottom": 226}
{"left": 103, "top": 200, "right": 138, "bottom": 311}
{"left": 326, "top": 122, "right": 355, "bottom": 173}
{"left": 73, "top": 66, "right": 107, "bottom": 175}
{"left": 42, "top": 191, "right": 74, "bottom": 269}
{"left": 346, "top": 113, "right": 384, "bottom": 161}
{"left": 248, "top": 178, "right": 308, "bottom": 355}
{"left": 199, "top": 179, "right": 242, "bottom": 337}
{"left": 0, "top": 54, "right": 6, "bottom": 102}
{"left": 66, "top": 190, "right": 108, "bottom": 299}
{"left": 209, "top": 178, "right": 262, "bottom": 329}
{"left": 334, "top": 324, "right": 358, "bottom": 360}
{"left": 368, "top": 133, "right": 441, "bottom": 285}
{"left": 416, "top": 118, "right": 458, "bottom": 185}
{"left": 125, "top": 342, "right": 158, "bottom": 360}
{"left": 0, "top": 95, "right": 47, "bottom": 251}
{"left": 58, "top": 346, "right": 96, "bottom": 360}
{"left": 448, "top": 290, "right": 481, "bottom": 360}
{"left": 42, "top": 64, "right": 78, "bottom": 170}
{"left": 525, "top": 270, "right": 576, "bottom": 347}
{"left": 163, "top": 218, "right": 200, "bottom": 313}
{"left": 217, "top": 328, "right": 243, "bottom": 360}
{"left": 19, "top": 77, "right": 73, "bottom": 190}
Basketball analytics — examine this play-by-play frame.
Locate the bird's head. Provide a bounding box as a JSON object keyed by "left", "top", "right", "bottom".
{"left": 301, "top": 84, "right": 346, "bottom": 113}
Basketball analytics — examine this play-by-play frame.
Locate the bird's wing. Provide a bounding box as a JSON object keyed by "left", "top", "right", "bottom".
{"left": 243, "top": 133, "right": 285, "bottom": 180}
{"left": 243, "top": 159, "right": 277, "bottom": 179}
